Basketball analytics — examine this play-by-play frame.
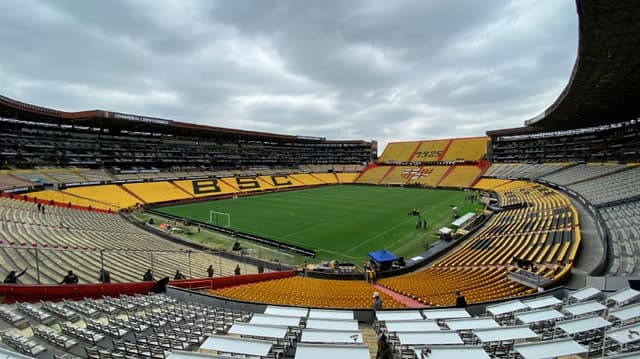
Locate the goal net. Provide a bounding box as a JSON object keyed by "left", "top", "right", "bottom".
{"left": 208, "top": 211, "right": 231, "bottom": 227}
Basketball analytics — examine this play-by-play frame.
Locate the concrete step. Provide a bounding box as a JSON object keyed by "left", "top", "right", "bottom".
{"left": 359, "top": 323, "right": 378, "bottom": 359}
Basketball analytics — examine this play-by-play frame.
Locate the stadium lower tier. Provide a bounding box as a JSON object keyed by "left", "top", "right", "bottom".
{"left": 379, "top": 267, "right": 533, "bottom": 306}
{"left": 20, "top": 172, "right": 359, "bottom": 210}
{"left": 2, "top": 173, "right": 581, "bottom": 307}
{"left": 210, "top": 276, "right": 407, "bottom": 309}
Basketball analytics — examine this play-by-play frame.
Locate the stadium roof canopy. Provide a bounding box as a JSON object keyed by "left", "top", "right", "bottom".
{"left": 488, "top": 0, "right": 640, "bottom": 137}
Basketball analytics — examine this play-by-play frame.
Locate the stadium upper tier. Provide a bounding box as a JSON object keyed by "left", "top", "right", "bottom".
{"left": 0, "top": 95, "right": 375, "bottom": 169}
{"left": 378, "top": 137, "right": 488, "bottom": 164}
{"left": 489, "top": 119, "right": 640, "bottom": 163}
{"left": 601, "top": 202, "right": 640, "bottom": 276}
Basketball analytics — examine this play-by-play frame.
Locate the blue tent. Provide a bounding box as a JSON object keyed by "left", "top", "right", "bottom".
{"left": 368, "top": 249, "right": 399, "bottom": 271}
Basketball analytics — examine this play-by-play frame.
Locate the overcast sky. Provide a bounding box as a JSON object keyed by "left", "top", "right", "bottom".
{"left": 0, "top": 0, "right": 578, "bottom": 152}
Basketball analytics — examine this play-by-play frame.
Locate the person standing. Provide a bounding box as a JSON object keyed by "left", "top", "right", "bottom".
{"left": 375, "top": 333, "right": 393, "bottom": 359}
{"left": 207, "top": 265, "right": 214, "bottom": 278}
{"left": 257, "top": 263, "right": 264, "bottom": 274}
{"left": 98, "top": 269, "right": 111, "bottom": 283}
{"left": 234, "top": 264, "right": 241, "bottom": 276}
{"left": 143, "top": 269, "right": 154, "bottom": 281}
{"left": 373, "top": 292, "right": 383, "bottom": 310}
{"left": 4, "top": 268, "right": 27, "bottom": 284}
{"left": 174, "top": 270, "right": 185, "bottom": 280}
{"left": 455, "top": 290, "right": 467, "bottom": 308}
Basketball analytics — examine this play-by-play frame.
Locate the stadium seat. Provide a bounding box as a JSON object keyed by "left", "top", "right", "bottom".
{"left": 289, "top": 173, "right": 326, "bottom": 186}
{"left": 378, "top": 180, "right": 579, "bottom": 305}
{"left": 0, "top": 196, "right": 257, "bottom": 284}
{"left": 26, "top": 190, "right": 112, "bottom": 210}
{"left": 335, "top": 172, "right": 359, "bottom": 183}
{"left": 439, "top": 137, "right": 488, "bottom": 162}
{"left": 355, "top": 166, "right": 392, "bottom": 184}
{"left": 64, "top": 185, "right": 140, "bottom": 209}
{"left": 438, "top": 165, "right": 482, "bottom": 188}
{"left": 210, "top": 276, "right": 406, "bottom": 309}
{"left": 123, "top": 182, "right": 194, "bottom": 203}
{"left": 173, "top": 179, "right": 237, "bottom": 198}
{"left": 408, "top": 166, "right": 450, "bottom": 187}
{"left": 410, "top": 139, "right": 450, "bottom": 162}
{"left": 309, "top": 172, "right": 339, "bottom": 184}
{"left": 378, "top": 141, "right": 421, "bottom": 163}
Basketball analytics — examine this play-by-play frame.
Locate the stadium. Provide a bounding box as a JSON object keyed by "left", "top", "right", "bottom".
{"left": 0, "top": 1, "right": 639, "bottom": 358}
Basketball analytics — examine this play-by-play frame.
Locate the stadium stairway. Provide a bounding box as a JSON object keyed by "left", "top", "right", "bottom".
{"left": 373, "top": 284, "right": 425, "bottom": 308}
{"left": 359, "top": 323, "right": 378, "bottom": 359}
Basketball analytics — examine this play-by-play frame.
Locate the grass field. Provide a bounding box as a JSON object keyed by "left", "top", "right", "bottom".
{"left": 156, "top": 185, "right": 481, "bottom": 263}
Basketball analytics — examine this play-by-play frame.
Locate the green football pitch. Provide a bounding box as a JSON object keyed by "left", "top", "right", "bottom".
{"left": 156, "top": 185, "right": 481, "bottom": 263}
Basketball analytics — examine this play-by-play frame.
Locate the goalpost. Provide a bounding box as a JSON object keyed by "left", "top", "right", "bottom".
{"left": 208, "top": 210, "right": 231, "bottom": 227}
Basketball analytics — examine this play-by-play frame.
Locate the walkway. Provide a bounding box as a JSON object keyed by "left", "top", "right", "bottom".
{"left": 374, "top": 284, "right": 426, "bottom": 308}
{"left": 565, "top": 195, "right": 604, "bottom": 289}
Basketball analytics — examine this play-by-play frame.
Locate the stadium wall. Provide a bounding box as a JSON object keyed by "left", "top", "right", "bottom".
{"left": 0, "top": 270, "right": 297, "bottom": 304}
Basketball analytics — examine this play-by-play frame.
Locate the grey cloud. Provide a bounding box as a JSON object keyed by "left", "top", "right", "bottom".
{"left": 0, "top": 0, "right": 578, "bottom": 152}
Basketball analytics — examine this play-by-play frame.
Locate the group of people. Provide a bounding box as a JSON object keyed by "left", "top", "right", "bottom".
{"left": 3, "top": 268, "right": 80, "bottom": 285}
{"left": 36, "top": 202, "right": 46, "bottom": 214}
{"left": 3, "top": 263, "right": 227, "bottom": 285}
{"left": 3, "top": 260, "right": 270, "bottom": 286}
{"left": 408, "top": 208, "right": 428, "bottom": 229}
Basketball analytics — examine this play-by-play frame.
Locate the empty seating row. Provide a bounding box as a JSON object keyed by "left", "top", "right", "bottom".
{"left": 210, "top": 276, "right": 405, "bottom": 309}
{"left": 378, "top": 137, "right": 488, "bottom": 164}
{"left": 484, "top": 163, "right": 572, "bottom": 179}
{"left": 356, "top": 164, "right": 481, "bottom": 188}
{"left": 600, "top": 202, "right": 640, "bottom": 276}
{"left": 568, "top": 166, "right": 640, "bottom": 205}
{"left": 539, "top": 163, "right": 629, "bottom": 186}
